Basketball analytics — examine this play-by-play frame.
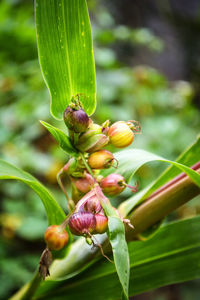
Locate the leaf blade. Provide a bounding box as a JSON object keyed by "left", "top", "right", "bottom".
{"left": 35, "top": 217, "right": 200, "bottom": 300}
{"left": 0, "top": 159, "right": 65, "bottom": 225}
{"left": 40, "top": 121, "right": 77, "bottom": 156}
{"left": 35, "top": 0, "right": 96, "bottom": 119}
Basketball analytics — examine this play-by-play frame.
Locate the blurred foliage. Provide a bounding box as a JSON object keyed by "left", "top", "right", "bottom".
{"left": 0, "top": 0, "right": 199, "bottom": 299}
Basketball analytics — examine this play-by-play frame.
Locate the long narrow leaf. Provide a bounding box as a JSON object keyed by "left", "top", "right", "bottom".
{"left": 0, "top": 159, "right": 65, "bottom": 225}
{"left": 35, "top": 0, "right": 96, "bottom": 119}
{"left": 35, "top": 216, "right": 200, "bottom": 300}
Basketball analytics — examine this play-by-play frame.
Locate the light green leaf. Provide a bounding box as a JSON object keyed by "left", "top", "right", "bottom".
{"left": 108, "top": 217, "right": 129, "bottom": 300}
{"left": 103, "top": 149, "right": 200, "bottom": 187}
{"left": 95, "top": 187, "right": 129, "bottom": 300}
{"left": 119, "top": 137, "right": 200, "bottom": 216}
{"left": 35, "top": 216, "right": 200, "bottom": 300}
{"left": 0, "top": 159, "right": 65, "bottom": 225}
{"left": 35, "top": 0, "right": 96, "bottom": 119}
{"left": 40, "top": 121, "right": 77, "bottom": 156}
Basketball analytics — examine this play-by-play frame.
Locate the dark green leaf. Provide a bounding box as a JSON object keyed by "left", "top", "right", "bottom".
{"left": 35, "top": 216, "right": 200, "bottom": 300}
{"left": 40, "top": 121, "right": 77, "bottom": 155}
{"left": 35, "top": 0, "right": 96, "bottom": 119}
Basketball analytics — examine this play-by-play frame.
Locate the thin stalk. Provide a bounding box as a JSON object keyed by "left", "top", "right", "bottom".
{"left": 57, "top": 169, "right": 73, "bottom": 211}
{"left": 79, "top": 152, "right": 94, "bottom": 178}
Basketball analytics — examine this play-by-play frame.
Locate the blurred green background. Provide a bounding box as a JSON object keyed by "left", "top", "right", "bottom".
{"left": 0, "top": 0, "right": 200, "bottom": 299}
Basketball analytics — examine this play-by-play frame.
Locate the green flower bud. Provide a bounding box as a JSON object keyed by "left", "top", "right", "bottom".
{"left": 76, "top": 124, "right": 109, "bottom": 153}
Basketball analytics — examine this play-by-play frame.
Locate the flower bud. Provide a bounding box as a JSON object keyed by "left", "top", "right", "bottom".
{"left": 94, "top": 214, "right": 108, "bottom": 234}
{"left": 71, "top": 173, "right": 94, "bottom": 194}
{"left": 68, "top": 212, "right": 96, "bottom": 236}
{"left": 84, "top": 195, "right": 102, "bottom": 214}
{"left": 44, "top": 225, "right": 69, "bottom": 251}
{"left": 77, "top": 134, "right": 109, "bottom": 153}
{"left": 108, "top": 121, "right": 134, "bottom": 148}
{"left": 63, "top": 158, "right": 85, "bottom": 178}
{"left": 64, "top": 106, "right": 90, "bottom": 133}
{"left": 100, "top": 174, "right": 126, "bottom": 196}
{"left": 88, "top": 150, "right": 115, "bottom": 169}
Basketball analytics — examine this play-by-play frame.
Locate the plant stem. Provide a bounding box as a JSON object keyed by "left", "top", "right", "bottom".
{"left": 79, "top": 152, "right": 94, "bottom": 178}
{"left": 126, "top": 167, "right": 200, "bottom": 240}
{"left": 57, "top": 169, "right": 73, "bottom": 211}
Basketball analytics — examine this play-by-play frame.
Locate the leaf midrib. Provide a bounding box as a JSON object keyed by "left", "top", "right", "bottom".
{"left": 49, "top": 241, "right": 200, "bottom": 287}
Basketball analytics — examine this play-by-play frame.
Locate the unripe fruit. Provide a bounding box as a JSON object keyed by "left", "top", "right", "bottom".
{"left": 77, "top": 123, "right": 109, "bottom": 153}
{"left": 64, "top": 106, "right": 90, "bottom": 133}
{"left": 44, "top": 225, "right": 69, "bottom": 251}
{"left": 84, "top": 195, "right": 102, "bottom": 214}
{"left": 88, "top": 150, "right": 114, "bottom": 169}
{"left": 100, "top": 174, "right": 126, "bottom": 196}
{"left": 108, "top": 121, "right": 134, "bottom": 148}
{"left": 94, "top": 214, "right": 108, "bottom": 234}
{"left": 72, "top": 173, "right": 94, "bottom": 194}
{"left": 68, "top": 212, "right": 96, "bottom": 236}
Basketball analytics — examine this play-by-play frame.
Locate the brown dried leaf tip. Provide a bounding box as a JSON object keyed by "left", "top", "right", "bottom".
{"left": 39, "top": 248, "right": 52, "bottom": 280}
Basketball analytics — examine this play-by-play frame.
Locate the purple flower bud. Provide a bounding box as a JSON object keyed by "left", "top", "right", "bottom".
{"left": 68, "top": 212, "right": 96, "bottom": 236}
{"left": 64, "top": 106, "right": 90, "bottom": 133}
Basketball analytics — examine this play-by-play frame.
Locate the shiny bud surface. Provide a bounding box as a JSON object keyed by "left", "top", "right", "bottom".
{"left": 44, "top": 225, "right": 69, "bottom": 251}
{"left": 84, "top": 195, "right": 102, "bottom": 214}
{"left": 94, "top": 214, "right": 108, "bottom": 234}
{"left": 64, "top": 106, "right": 90, "bottom": 133}
{"left": 88, "top": 150, "right": 114, "bottom": 169}
{"left": 100, "top": 173, "right": 126, "bottom": 196}
{"left": 108, "top": 121, "right": 134, "bottom": 148}
{"left": 68, "top": 212, "right": 96, "bottom": 236}
{"left": 72, "top": 173, "right": 94, "bottom": 194}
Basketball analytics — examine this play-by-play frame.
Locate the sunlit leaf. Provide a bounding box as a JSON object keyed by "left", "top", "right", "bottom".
{"left": 35, "top": 0, "right": 96, "bottom": 119}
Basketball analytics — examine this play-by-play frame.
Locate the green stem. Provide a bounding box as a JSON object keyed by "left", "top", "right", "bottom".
{"left": 79, "top": 152, "right": 94, "bottom": 178}
{"left": 57, "top": 169, "right": 73, "bottom": 212}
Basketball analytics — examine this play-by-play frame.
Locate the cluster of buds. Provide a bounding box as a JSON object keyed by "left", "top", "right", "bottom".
{"left": 40, "top": 96, "right": 140, "bottom": 277}
{"left": 61, "top": 96, "right": 140, "bottom": 200}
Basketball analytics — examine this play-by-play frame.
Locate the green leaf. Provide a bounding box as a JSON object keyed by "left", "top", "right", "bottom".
{"left": 108, "top": 217, "right": 129, "bottom": 300}
{"left": 95, "top": 187, "right": 129, "bottom": 300}
{"left": 0, "top": 159, "right": 65, "bottom": 225}
{"left": 103, "top": 149, "right": 200, "bottom": 187}
{"left": 35, "top": 216, "right": 200, "bottom": 300}
{"left": 119, "top": 137, "right": 200, "bottom": 216}
{"left": 35, "top": 0, "right": 96, "bottom": 119}
{"left": 40, "top": 121, "right": 77, "bottom": 156}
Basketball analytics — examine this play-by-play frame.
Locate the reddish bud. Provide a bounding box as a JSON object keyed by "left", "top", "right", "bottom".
{"left": 68, "top": 212, "right": 96, "bottom": 236}
{"left": 108, "top": 121, "right": 134, "bottom": 148}
{"left": 71, "top": 173, "right": 94, "bottom": 194}
{"left": 44, "top": 225, "right": 69, "bottom": 251}
{"left": 84, "top": 195, "right": 102, "bottom": 214}
{"left": 64, "top": 106, "right": 90, "bottom": 133}
{"left": 88, "top": 150, "right": 115, "bottom": 169}
{"left": 94, "top": 214, "right": 108, "bottom": 234}
{"left": 100, "top": 174, "right": 126, "bottom": 196}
